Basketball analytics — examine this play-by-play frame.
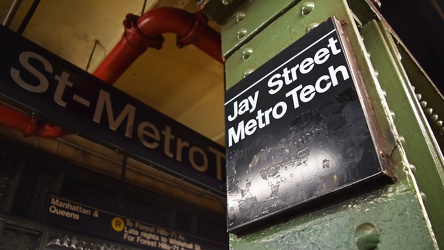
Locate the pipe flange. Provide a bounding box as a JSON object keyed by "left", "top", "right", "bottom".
{"left": 24, "top": 115, "right": 38, "bottom": 137}
{"left": 124, "top": 14, "right": 164, "bottom": 52}
{"left": 176, "top": 11, "right": 209, "bottom": 48}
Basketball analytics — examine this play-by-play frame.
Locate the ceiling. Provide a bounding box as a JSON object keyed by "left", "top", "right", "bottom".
{"left": 0, "top": 0, "right": 442, "bottom": 206}
{"left": 1, "top": 0, "right": 443, "bottom": 149}
{"left": 0, "top": 0, "right": 226, "bottom": 146}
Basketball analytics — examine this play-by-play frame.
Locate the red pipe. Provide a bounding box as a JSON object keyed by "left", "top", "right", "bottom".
{"left": 1, "top": 7, "right": 223, "bottom": 138}
{"left": 0, "top": 104, "right": 68, "bottom": 138}
{"left": 94, "top": 7, "right": 223, "bottom": 84}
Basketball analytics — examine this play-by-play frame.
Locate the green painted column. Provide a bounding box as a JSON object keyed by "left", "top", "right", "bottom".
{"left": 212, "top": 0, "right": 444, "bottom": 248}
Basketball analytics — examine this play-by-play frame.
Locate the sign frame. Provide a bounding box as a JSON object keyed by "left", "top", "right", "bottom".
{"left": 46, "top": 195, "right": 227, "bottom": 249}
{"left": 0, "top": 25, "right": 226, "bottom": 195}
{"left": 225, "top": 17, "right": 393, "bottom": 233}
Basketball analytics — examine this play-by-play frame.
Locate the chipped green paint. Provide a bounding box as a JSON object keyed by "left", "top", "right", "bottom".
{"left": 360, "top": 19, "right": 444, "bottom": 248}
{"left": 221, "top": 0, "right": 442, "bottom": 249}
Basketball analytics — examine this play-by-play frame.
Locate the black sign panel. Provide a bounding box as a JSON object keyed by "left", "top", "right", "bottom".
{"left": 225, "top": 18, "right": 388, "bottom": 232}
{"left": 0, "top": 25, "right": 225, "bottom": 195}
{"left": 46, "top": 196, "right": 227, "bottom": 249}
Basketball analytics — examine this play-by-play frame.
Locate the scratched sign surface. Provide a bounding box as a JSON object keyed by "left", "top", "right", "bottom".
{"left": 225, "top": 18, "right": 388, "bottom": 233}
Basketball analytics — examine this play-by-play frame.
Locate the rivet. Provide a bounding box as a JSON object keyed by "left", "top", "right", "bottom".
{"left": 306, "top": 22, "right": 319, "bottom": 33}
{"left": 416, "top": 93, "right": 422, "bottom": 100}
{"left": 425, "top": 108, "right": 433, "bottom": 115}
{"left": 381, "top": 90, "right": 386, "bottom": 96}
{"left": 408, "top": 164, "right": 416, "bottom": 173}
{"left": 420, "top": 192, "right": 427, "bottom": 202}
{"left": 235, "top": 12, "right": 246, "bottom": 23}
{"left": 222, "top": 0, "right": 233, "bottom": 5}
{"left": 301, "top": 2, "right": 315, "bottom": 16}
{"left": 436, "top": 120, "right": 443, "bottom": 127}
{"left": 431, "top": 114, "right": 438, "bottom": 121}
{"left": 237, "top": 28, "right": 248, "bottom": 40}
{"left": 390, "top": 110, "right": 395, "bottom": 119}
{"left": 355, "top": 223, "right": 380, "bottom": 250}
{"left": 420, "top": 101, "right": 427, "bottom": 108}
{"left": 372, "top": 0, "right": 382, "bottom": 8}
{"left": 411, "top": 86, "right": 416, "bottom": 92}
{"left": 398, "top": 136, "right": 405, "bottom": 145}
{"left": 243, "top": 68, "right": 255, "bottom": 78}
{"left": 242, "top": 48, "right": 253, "bottom": 61}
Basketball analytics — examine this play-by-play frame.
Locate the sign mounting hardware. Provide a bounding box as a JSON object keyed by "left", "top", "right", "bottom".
{"left": 225, "top": 17, "right": 393, "bottom": 233}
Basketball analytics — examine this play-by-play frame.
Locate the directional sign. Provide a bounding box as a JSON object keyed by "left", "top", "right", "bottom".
{"left": 0, "top": 25, "right": 225, "bottom": 195}
{"left": 225, "top": 17, "right": 390, "bottom": 233}
{"left": 46, "top": 196, "right": 227, "bottom": 249}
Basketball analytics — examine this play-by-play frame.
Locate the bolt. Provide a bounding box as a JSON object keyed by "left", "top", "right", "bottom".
{"left": 306, "top": 22, "right": 319, "bottom": 33}
{"left": 355, "top": 223, "right": 380, "bottom": 250}
{"left": 425, "top": 108, "right": 433, "bottom": 115}
{"left": 243, "top": 68, "right": 255, "bottom": 78}
{"left": 242, "top": 48, "right": 253, "bottom": 61}
{"left": 420, "top": 192, "right": 427, "bottom": 202}
{"left": 236, "top": 12, "right": 246, "bottom": 23}
{"left": 398, "top": 136, "right": 405, "bottom": 145}
{"left": 372, "top": 0, "right": 382, "bottom": 8}
{"left": 301, "top": 2, "right": 315, "bottom": 16}
{"left": 390, "top": 110, "right": 395, "bottom": 119}
{"left": 408, "top": 164, "right": 416, "bottom": 173}
{"left": 237, "top": 28, "right": 248, "bottom": 40}
{"left": 222, "top": 0, "right": 233, "bottom": 5}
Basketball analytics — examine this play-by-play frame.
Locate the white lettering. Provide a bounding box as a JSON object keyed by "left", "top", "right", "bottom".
{"left": 189, "top": 146, "right": 208, "bottom": 172}
{"left": 54, "top": 71, "right": 73, "bottom": 107}
{"left": 267, "top": 73, "right": 283, "bottom": 95}
{"left": 228, "top": 120, "right": 245, "bottom": 147}
{"left": 93, "top": 90, "right": 136, "bottom": 138}
{"left": 10, "top": 51, "right": 52, "bottom": 93}
{"left": 228, "top": 90, "right": 259, "bottom": 121}
{"left": 138, "top": 121, "right": 160, "bottom": 149}
{"left": 272, "top": 101, "right": 287, "bottom": 119}
{"left": 328, "top": 65, "right": 349, "bottom": 86}
{"left": 266, "top": 35, "right": 343, "bottom": 95}
{"left": 8, "top": 51, "right": 225, "bottom": 182}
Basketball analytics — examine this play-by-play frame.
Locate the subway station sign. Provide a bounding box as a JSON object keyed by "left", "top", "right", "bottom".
{"left": 225, "top": 17, "right": 389, "bottom": 232}
{"left": 46, "top": 196, "right": 226, "bottom": 249}
{"left": 0, "top": 25, "right": 225, "bottom": 195}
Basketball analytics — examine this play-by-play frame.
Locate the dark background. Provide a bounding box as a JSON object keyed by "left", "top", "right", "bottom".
{"left": 380, "top": 0, "right": 444, "bottom": 94}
